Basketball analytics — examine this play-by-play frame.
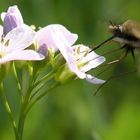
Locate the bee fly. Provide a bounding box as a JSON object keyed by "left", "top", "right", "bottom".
{"left": 92, "top": 20, "right": 140, "bottom": 95}
{"left": 91, "top": 20, "right": 140, "bottom": 61}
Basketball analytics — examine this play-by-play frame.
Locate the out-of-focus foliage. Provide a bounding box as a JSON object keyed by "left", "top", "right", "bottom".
{"left": 0, "top": 0, "right": 140, "bottom": 140}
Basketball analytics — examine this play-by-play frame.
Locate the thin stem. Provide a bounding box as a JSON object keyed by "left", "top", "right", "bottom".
{"left": 17, "top": 69, "right": 55, "bottom": 140}
{"left": 0, "top": 82, "right": 19, "bottom": 140}
{"left": 17, "top": 68, "right": 35, "bottom": 140}
{"left": 12, "top": 62, "right": 22, "bottom": 98}
{"left": 25, "top": 83, "right": 59, "bottom": 115}
{"left": 30, "top": 83, "right": 45, "bottom": 100}
{"left": 30, "top": 73, "right": 55, "bottom": 100}
{"left": 33, "top": 71, "right": 55, "bottom": 89}
{"left": 17, "top": 101, "right": 26, "bottom": 140}
{"left": 17, "top": 86, "right": 33, "bottom": 140}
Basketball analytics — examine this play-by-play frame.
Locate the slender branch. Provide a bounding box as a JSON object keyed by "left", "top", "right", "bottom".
{"left": 30, "top": 73, "right": 55, "bottom": 100}
{"left": 30, "top": 82, "right": 45, "bottom": 100}
{"left": 33, "top": 71, "right": 55, "bottom": 89}
{"left": 17, "top": 86, "right": 33, "bottom": 140}
{"left": 17, "top": 67, "right": 35, "bottom": 140}
{"left": 17, "top": 68, "right": 55, "bottom": 140}
{"left": 25, "top": 83, "right": 59, "bottom": 115}
{"left": 17, "top": 101, "right": 26, "bottom": 140}
{"left": 12, "top": 62, "right": 22, "bottom": 98}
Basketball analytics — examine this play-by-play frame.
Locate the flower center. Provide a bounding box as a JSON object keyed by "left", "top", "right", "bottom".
{"left": 74, "top": 45, "right": 90, "bottom": 67}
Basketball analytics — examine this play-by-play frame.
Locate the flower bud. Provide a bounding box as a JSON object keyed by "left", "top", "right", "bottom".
{"left": 38, "top": 44, "right": 48, "bottom": 57}
{"left": 1, "top": 5, "right": 23, "bottom": 35}
{"left": 55, "top": 64, "right": 76, "bottom": 84}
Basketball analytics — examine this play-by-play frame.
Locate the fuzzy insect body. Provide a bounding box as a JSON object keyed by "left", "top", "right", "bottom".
{"left": 91, "top": 20, "right": 140, "bottom": 58}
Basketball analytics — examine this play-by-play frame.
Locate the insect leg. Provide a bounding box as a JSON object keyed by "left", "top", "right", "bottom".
{"left": 107, "top": 45, "right": 129, "bottom": 65}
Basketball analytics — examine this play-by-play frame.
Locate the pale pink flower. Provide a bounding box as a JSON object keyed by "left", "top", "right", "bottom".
{"left": 37, "top": 25, "right": 105, "bottom": 83}
{"left": 37, "top": 24, "right": 77, "bottom": 54}
{"left": 73, "top": 44, "right": 105, "bottom": 84}
{"left": 37, "top": 24, "right": 86, "bottom": 78}
{"left": 0, "top": 25, "right": 44, "bottom": 64}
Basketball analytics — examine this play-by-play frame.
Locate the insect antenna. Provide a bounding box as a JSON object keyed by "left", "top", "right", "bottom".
{"left": 109, "top": 20, "right": 115, "bottom": 26}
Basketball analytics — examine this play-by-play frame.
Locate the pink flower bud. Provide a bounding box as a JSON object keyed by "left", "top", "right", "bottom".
{"left": 1, "top": 6, "right": 23, "bottom": 35}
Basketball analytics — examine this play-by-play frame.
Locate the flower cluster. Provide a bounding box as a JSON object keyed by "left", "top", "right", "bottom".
{"left": 0, "top": 5, "right": 105, "bottom": 84}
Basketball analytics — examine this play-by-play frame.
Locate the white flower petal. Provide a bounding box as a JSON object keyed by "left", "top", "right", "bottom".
{"left": 85, "top": 74, "right": 105, "bottom": 84}
{"left": 51, "top": 27, "right": 85, "bottom": 79}
{"left": 71, "top": 44, "right": 106, "bottom": 82}
{"left": 56, "top": 24, "right": 78, "bottom": 45}
{"left": 5, "top": 25, "right": 35, "bottom": 53}
{"left": 0, "top": 50, "right": 44, "bottom": 64}
{"left": 73, "top": 44, "right": 105, "bottom": 73}
{"left": 80, "top": 56, "right": 105, "bottom": 72}
{"left": 37, "top": 24, "right": 78, "bottom": 52}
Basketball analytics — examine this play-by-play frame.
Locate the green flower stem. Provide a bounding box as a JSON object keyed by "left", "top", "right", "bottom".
{"left": 0, "top": 82, "right": 19, "bottom": 140}
{"left": 33, "top": 71, "right": 55, "bottom": 89}
{"left": 30, "top": 82, "right": 45, "bottom": 100}
{"left": 17, "top": 86, "right": 33, "bottom": 140}
{"left": 12, "top": 62, "right": 22, "bottom": 98}
{"left": 25, "top": 82, "right": 59, "bottom": 116}
{"left": 17, "top": 99, "right": 29, "bottom": 140}
{"left": 30, "top": 73, "right": 55, "bottom": 100}
{"left": 17, "top": 70, "right": 55, "bottom": 140}
{"left": 17, "top": 101, "right": 25, "bottom": 140}
{"left": 17, "top": 68, "right": 35, "bottom": 140}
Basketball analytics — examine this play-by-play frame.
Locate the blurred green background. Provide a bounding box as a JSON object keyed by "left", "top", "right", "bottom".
{"left": 0, "top": 0, "right": 140, "bottom": 140}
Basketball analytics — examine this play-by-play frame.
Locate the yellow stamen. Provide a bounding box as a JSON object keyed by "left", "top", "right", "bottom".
{"left": 4, "top": 39, "right": 10, "bottom": 47}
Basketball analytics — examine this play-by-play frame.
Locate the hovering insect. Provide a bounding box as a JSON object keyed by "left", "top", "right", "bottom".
{"left": 91, "top": 20, "right": 140, "bottom": 94}
{"left": 91, "top": 20, "right": 140, "bottom": 60}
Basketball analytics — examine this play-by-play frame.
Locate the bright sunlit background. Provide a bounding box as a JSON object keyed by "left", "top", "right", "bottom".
{"left": 0, "top": 0, "right": 140, "bottom": 140}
